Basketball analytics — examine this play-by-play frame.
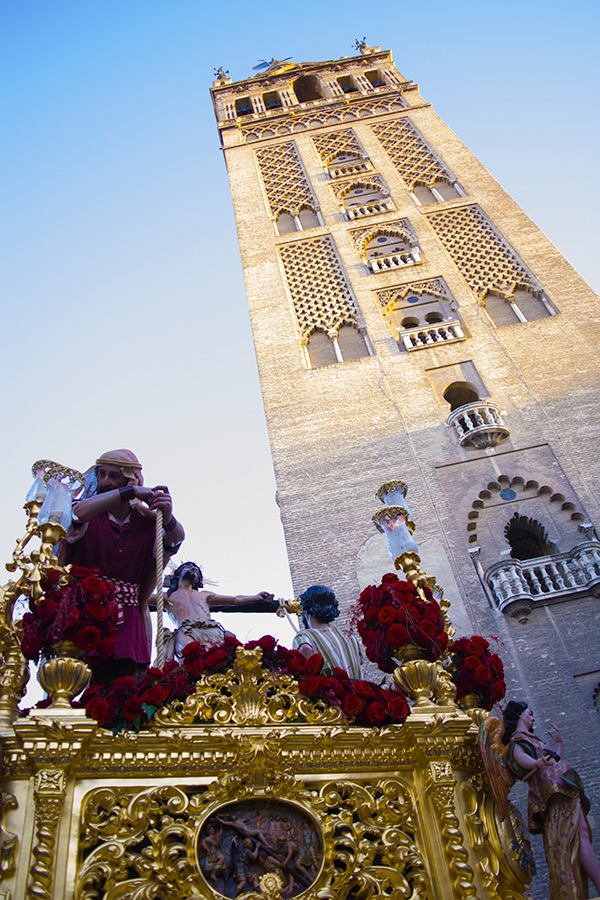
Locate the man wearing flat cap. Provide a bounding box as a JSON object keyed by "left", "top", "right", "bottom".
{"left": 62, "top": 449, "right": 185, "bottom": 681}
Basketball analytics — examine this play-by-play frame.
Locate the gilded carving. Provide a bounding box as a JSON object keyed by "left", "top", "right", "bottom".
{"left": 153, "top": 648, "right": 345, "bottom": 728}
{"left": 0, "top": 793, "right": 18, "bottom": 880}
{"left": 426, "top": 762, "right": 479, "bottom": 899}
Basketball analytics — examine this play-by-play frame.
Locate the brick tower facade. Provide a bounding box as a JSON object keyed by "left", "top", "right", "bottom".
{"left": 211, "top": 45, "right": 600, "bottom": 858}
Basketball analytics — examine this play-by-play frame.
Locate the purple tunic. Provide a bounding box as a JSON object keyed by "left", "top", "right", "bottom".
{"left": 63, "top": 509, "right": 163, "bottom": 664}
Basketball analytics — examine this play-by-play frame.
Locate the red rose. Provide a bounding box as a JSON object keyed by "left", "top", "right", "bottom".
{"left": 141, "top": 685, "right": 169, "bottom": 706}
{"left": 353, "top": 680, "right": 377, "bottom": 701}
{"left": 73, "top": 626, "right": 101, "bottom": 651}
{"left": 94, "top": 637, "right": 115, "bottom": 659}
{"left": 298, "top": 676, "right": 323, "bottom": 697}
{"left": 381, "top": 573, "right": 401, "bottom": 587}
{"left": 256, "top": 635, "right": 277, "bottom": 653}
{"left": 70, "top": 566, "right": 97, "bottom": 580}
{"left": 173, "top": 671, "right": 191, "bottom": 693}
{"left": 377, "top": 607, "right": 397, "bottom": 626}
{"left": 304, "top": 653, "right": 324, "bottom": 676}
{"left": 204, "top": 648, "right": 229, "bottom": 669}
{"left": 386, "top": 623, "right": 409, "bottom": 646}
{"left": 287, "top": 655, "right": 306, "bottom": 676}
{"left": 82, "top": 575, "right": 108, "bottom": 596}
{"left": 181, "top": 641, "right": 203, "bottom": 663}
{"left": 123, "top": 697, "right": 144, "bottom": 723}
{"left": 364, "top": 605, "right": 378, "bottom": 623}
{"left": 464, "top": 655, "right": 480, "bottom": 671}
{"left": 36, "top": 597, "right": 57, "bottom": 621}
{"left": 86, "top": 698, "right": 111, "bottom": 726}
{"left": 186, "top": 659, "right": 206, "bottom": 678}
{"left": 21, "top": 627, "right": 44, "bottom": 660}
{"left": 366, "top": 701, "right": 387, "bottom": 725}
{"left": 387, "top": 695, "right": 409, "bottom": 722}
{"left": 342, "top": 694, "right": 366, "bottom": 717}
{"left": 85, "top": 601, "right": 109, "bottom": 621}
{"left": 41, "top": 570, "right": 61, "bottom": 589}
{"left": 475, "top": 666, "right": 492, "bottom": 685}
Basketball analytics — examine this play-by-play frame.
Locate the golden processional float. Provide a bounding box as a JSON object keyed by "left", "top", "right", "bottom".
{"left": 0, "top": 464, "right": 534, "bottom": 900}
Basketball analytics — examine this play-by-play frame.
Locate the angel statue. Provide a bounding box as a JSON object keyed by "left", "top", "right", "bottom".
{"left": 480, "top": 700, "right": 600, "bottom": 899}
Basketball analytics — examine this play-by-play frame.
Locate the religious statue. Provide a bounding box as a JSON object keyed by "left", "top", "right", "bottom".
{"left": 60, "top": 449, "right": 185, "bottom": 682}
{"left": 163, "top": 561, "right": 275, "bottom": 660}
{"left": 292, "top": 585, "right": 362, "bottom": 679}
{"left": 480, "top": 700, "right": 600, "bottom": 899}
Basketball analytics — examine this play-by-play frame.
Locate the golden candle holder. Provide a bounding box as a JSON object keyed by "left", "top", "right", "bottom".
{"left": 37, "top": 653, "right": 91, "bottom": 712}
{"left": 393, "top": 658, "right": 439, "bottom": 708}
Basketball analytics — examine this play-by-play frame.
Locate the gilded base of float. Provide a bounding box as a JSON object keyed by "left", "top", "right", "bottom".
{"left": 0, "top": 650, "right": 532, "bottom": 900}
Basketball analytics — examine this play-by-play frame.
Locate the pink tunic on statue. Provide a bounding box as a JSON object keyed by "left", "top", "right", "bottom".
{"left": 63, "top": 509, "right": 162, "bottom": 664}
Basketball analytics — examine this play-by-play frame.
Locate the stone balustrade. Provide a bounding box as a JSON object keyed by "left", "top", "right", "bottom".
{"left": 346, "top": 197, "right": 394, "bottom": 219}
{"left": 328, "top": 160, "right": 370, "bottom": 177}
{"left": 485, "top": 542, "right": 600, "bottom": 617}
{"left": 399, "top": 319, "right": 465, "bottom": 351}
{"left": 447, "top": 400, "right": 509, "bottom": 449}
{"left": 369, "top": 247, "right": 422, "bottom": 271}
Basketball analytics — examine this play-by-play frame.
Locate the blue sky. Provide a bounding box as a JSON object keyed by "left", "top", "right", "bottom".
{"left": 2, "top": 1, "right": 599, "bottom": 647}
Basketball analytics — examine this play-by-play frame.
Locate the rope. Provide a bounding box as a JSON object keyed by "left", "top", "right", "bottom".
{"left": 155, "top": 508, "right": 164, "bottom": 668}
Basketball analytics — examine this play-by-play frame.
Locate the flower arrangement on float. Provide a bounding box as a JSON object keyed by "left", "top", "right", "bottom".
{"left": 449, "top": 635, "right": 506, "bottom": 711}
{"left": 77, "top": 634, "right": 409, "bottom": 733}
{"left": 352, "top": 572, "right": 449, "bottom": 672}
{"left": 20, "top": 566, "right": 119, "bottom": 665}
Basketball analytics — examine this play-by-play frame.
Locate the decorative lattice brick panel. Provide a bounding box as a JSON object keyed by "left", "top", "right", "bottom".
{"left": 426, "top": 205, "right": 540, "bottom": 298}
{"left": 312, "top": 129, "right": 363, "bottom": 163}
{"left": 256, "top": 142, "right": 316, "bottom": 217}
{"left": 375, "top": 278, "right": 451, "bottom": 310}
{"left": 371, "top": 119, "right": 453, "bottom": 189}
{"left": 279, "top": 237, "right": 360, "bottom": 339}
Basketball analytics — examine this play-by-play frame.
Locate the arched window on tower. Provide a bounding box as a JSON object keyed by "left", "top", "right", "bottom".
{"left": 305, "top": 325, "right": 370, "bottom": 368}
{"left": 483, "top": 290, "right": 553, "bottom": 327}
{"left": 293, "top": 75, "right": 328, "bottom": 104}
{"left": 341, "top": 184, "right": 393, "bottom": 219}
{"left": 336, "top": 325, "right": 369, "bottom": 360}
{"left": 275, "top": 211, "right": 297, "bottom": 235}
{"left": 505, "top": 512, "right": 558, "bottom": 561}
{"left": 411, "top": 178, "right": 463, "bottom": 206}
{"left": 297, "top": 207, "right": 320, "bottom": 229}
{"left": 443, "top": 382, "right": 480, "bottom": 411}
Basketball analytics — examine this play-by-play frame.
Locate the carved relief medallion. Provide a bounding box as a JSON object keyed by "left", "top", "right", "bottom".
{"left": 197, "top": 799, "right": 322, "bottom": 898}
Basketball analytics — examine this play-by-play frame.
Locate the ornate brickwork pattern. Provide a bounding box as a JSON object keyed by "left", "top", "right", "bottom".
{"left": 371, "top": 118, "right": 453, "bottom": 189}
{"left": 348, "top": 218, "right": 418, "bottom": 252}
{"left": 375, "top": 278, "right": 452, "bottom": 310}
{"left": 426, "top": 205, "right": 541, "bottom": 298}
{"left": 278, "top": 237, "right": 360, "bottom": 339}
{"left": 242, "top": 96, "right": 407, "bottom": 142}
{"left": 312, "top": 129, "right": 364, "bottom": 164}
{"left": 256, "top": 142, "right": 316, "bottom": 217}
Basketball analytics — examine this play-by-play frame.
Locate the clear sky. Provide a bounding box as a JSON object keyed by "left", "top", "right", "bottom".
{"left": 2, "top": 1, "right": 599, "bottom": 652}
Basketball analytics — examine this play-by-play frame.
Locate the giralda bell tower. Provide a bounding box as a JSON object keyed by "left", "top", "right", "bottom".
{"left": 210, "top": 43, "right": 600, "bottom": 815}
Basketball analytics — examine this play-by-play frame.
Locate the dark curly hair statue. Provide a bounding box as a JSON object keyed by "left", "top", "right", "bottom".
{"left": 502, "top": 700, "right": 528, "bottom": 743}
{"left": 167, "top": 562, "right": 203, "bottom": 597}
{"left": 298, "top": 585, "right": 339, "bottom": 624}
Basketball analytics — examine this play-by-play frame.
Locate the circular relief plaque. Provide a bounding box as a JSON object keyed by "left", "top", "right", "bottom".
{"left": 197, "top": 799, "right": 322, "bottom": 898}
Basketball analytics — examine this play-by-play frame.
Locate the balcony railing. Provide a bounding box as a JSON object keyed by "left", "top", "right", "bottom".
{"left": 447, "top": 400, "right": 509, "bottom": 449}
{"left": 485, "top": 542, "right": 600, "bottom": 617}
{"left": 369, "top": 247, "right": 422, "bottom": 272}
{"left": 346, "top": 198, "right": 394, "bottom": 219}
{"left": 328, "top": 160, "right": 371, "bottom": 178}
{"left": 399, "top": 319, "right": 465, "bottom": 351}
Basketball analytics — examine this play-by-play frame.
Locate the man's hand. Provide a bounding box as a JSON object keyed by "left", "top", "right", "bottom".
{"left": 141, "top": 485, "right": 173, "bottom": 520}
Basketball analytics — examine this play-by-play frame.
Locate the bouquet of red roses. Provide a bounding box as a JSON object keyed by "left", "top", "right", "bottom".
{"left": 353, "top": 572, "right": 449, "bottom": 672}
{"left": 20, "top": 566, "right": 119, "bottom": 666}
{"left": 449, "top": 635, "right": 506, "bottom": 710}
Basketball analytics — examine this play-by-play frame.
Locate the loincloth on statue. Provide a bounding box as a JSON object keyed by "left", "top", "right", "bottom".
{"left": 163, "top": 618, "right": 235, "bottom": 660}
